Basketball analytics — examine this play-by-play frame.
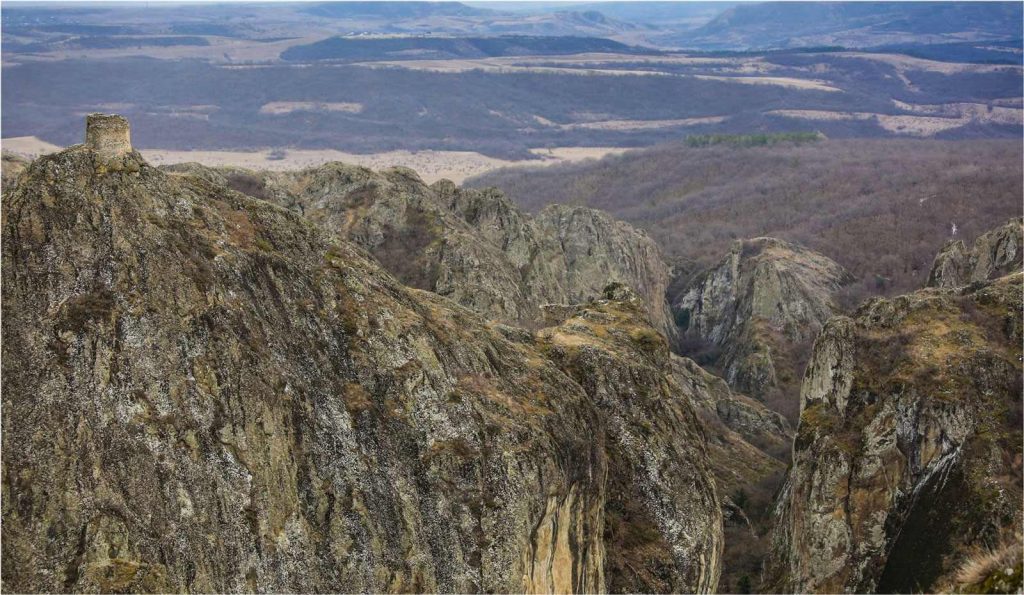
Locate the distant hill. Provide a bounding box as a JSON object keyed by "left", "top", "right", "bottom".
{"left": 301, "top": 1, "right": 494, "bottom": 19}
{"left": 562, "top": 2, "right": 736, "bottom": 27}
{"left": 281, "top": 34, "right": 654, "bottom": 62}
{"left": 676, "top": 2, "right": 1023, "bottom": 49}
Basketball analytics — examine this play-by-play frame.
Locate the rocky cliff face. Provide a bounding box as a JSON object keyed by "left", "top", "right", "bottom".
{"left": 767, "top": 273, "right": 1023, "bottom": 593}
{"left": 535, "top": 284, "right": 722, "bottom": 593}
{"left": 3, "top": 118, "right": 720, "bottom": 593}
{"left": 2, "top": 151, "right": 30, "bottom": 191}
{"left": 532, "top": 204, "right": 676, "bottom": 342}
{"left": 163, "top": 163, "right": 677, "bottom": 341}
{"left": 673, "top": 237, "right": 851, "bottom": 421}
{"left": 670, "top": 355, "right": 791, "bottom": 594}
{"left": 928, "top": 218, "right": 1023, "bottom": 289}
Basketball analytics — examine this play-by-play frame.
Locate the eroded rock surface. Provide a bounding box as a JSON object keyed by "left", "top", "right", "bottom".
{"left": 1, "top": 151, "right": 30, "bottom": 192}
{"left": 535, "top": 285, "right": 722, "bottom": 593}
{"left": 927, "top": 218, "right": 1023, "bottom": 288}
{"left": 162, "top": 163, "right": 677, "bottom": 340}
{"left": 3, "top": 121, "right": 721, "bottom": 593}
{"left": 767, "top": 274, "right": 1023, "bottom": 593}
{"left": 673, "top": 237, "right": 851, "bottom": 421}
{"left": 669, "top": 355, "right": 790, "bottom": 594}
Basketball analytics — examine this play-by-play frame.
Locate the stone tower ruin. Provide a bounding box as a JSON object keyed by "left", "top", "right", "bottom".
{"left": 85, "top": 113, "right": 132, "bottom": 160}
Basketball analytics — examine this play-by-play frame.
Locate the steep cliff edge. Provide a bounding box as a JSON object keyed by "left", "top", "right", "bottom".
{"left": 535, "top": 284, "right": 722, "bottom": 593}
{"left": 2, "top": 116, "right": 720, "bottom": 593}
{"left": 767, "top": 273, "right": 1023, "bottom": 593}
{"left": 670, "top": 355, "right": 790, "bottom": 594}
{"left": 673, "top": 237, "right": 851, "bottom": 421}
{"left": 928, "top": 218, "right": 1023, "bottom": 289}
{"left": 163, "top": 163, "right": 677, "bottom": 341}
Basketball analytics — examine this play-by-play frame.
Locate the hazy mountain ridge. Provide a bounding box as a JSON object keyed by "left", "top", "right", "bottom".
{"left": 4, "top": 1, "right": 1020, "bottom": 159}
{"left": 280, "top": 34, "right": 652, "bottom": 62}
{"left": 678, "top": 2, "right": 1024, "bottom": 50}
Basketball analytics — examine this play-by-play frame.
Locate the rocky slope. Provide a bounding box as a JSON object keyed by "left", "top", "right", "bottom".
{"left": 767, "top": 272, "right": 1023, "bottom": 593}
{"left": 535, "top": 284, "right": 723, "bottom": 593}
{"left": 2, "top": 116, "right": 719, "bottom": 593}
{"left": 162, "top": 162, "right": 677, "bottom": 341}
{"left": 671, "top": 356, "right": 789, "bottom": 496}
{"left": 1, "top": 150, "right": 30, "bottom": 191}
{"left": 928, "top": 218, "right": 1023, "bottom": 289}
{"left": 673, "top": 237, "right": 851, "bottom": 421}
{"left": 670, "top": 355, "right": 791, "bottom": 594}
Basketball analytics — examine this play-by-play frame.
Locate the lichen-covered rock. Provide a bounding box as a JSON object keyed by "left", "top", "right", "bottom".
{"left": 4, "top": 121, "right": 723, "bottom": 593}
{"left": 533, "top": 204, "right": 677, "bottom": 343}
{"left": 2, "top": 142, "right": 615, "bottom": 593}
{"left": 672, "top": 356, "right": 790, "bottom": 458}
{"left": 927, "top": 218, "right": 1023, "bottom": 288}
{"left": 162, "top": 164, "right": 677, "bottom": 340}
{"left": 927, "top": 239, "right": 972, "bottom": 289}
{"left": 671, "top": 355, "right": 789, "bottom": 500}
{"left": 673, "top": 237, "right": 851, "bottom": 421}
{"left": 2, "top": 151, "right": 30, "bottom": 192}
{"left": 767, "top": 273, "right": 1023, "bottom": 593}
{"left": 536, "top": 287, "right": 722, "bottom": 593}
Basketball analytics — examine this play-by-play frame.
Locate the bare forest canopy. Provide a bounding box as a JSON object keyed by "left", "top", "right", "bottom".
{"left": 467, "top": 136, "right": 1023, "bottom": 301}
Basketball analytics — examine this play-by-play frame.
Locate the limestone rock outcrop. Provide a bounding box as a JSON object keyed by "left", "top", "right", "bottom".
{"left": 767, "top": 273, "right": 1023, "bottom": 593}
{"left": 162, "top": 163, "right": 677, "bottom": 340}
{"left": 3, "top": 118, "right": 721, "bottom": 593}
{"left": 669, "top": 354, "right": 790, "bottom": 594}
{"left": 671, "top": 356, "right": 789, "bottom": 492}
{"left": 673, "top": 237, "right": 851, "bottom": 421}
{"left": 927, "top": 218, "right": 1023, "bottom": 288}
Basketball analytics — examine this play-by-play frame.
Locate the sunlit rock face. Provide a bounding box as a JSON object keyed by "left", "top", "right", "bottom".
{"left": 535, "top": 285, "right": 722, "bottom": 593}
{"left": 766, "top": 273, "right": 1023, "bottom": 593}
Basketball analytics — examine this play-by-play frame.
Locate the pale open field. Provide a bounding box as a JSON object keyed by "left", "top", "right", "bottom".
{"left": 0, "top": 136, "right": 629, "bottom": 184}
{"left": 832, "top": 51, "right": 1023, "bottom": 74}
{"left": 258, "top": 102, "right": 364, "bottom": 115}
{"left": 768, "top": 102, "right": 1024, "bottom": 136}
{"left": 353, "top": 57, "right": 841, "bottom": 91}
